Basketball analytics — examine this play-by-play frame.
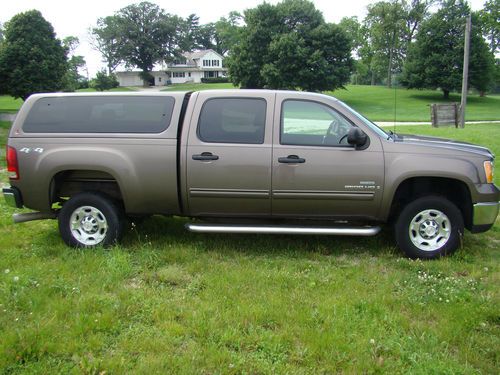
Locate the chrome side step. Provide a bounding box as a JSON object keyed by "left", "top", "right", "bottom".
{"left": 13, "top": 212, "right": 57, "bottom": 223}
{"left": 185, "top": 223, "right": 381, "bottom": 236}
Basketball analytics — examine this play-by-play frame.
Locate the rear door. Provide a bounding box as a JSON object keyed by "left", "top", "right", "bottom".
{"left": 184, "top": 91, "right": 274, "bottom": 217}
{"left": 271, "top": 92, "right": 385, "bottom": 219}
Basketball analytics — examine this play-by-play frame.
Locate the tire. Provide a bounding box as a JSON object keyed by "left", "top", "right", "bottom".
{"left": 58, "top": 192, "right": 125, "bottom": 248}
{"left": 395, "top": 196, "right": 464, "bottom": 259}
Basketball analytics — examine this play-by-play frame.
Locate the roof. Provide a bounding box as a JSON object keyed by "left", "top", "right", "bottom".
{"left": 182, "top": 49, "right": 224, "bottom": 61}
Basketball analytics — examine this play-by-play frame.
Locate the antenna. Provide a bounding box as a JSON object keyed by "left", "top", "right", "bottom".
{"left": 394, "top": 73, "right": 397, "bottom": 135}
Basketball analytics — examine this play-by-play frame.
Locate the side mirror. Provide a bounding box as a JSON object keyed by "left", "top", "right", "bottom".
{"left": 347, "top": 127, "right": 368, "bottom": 149}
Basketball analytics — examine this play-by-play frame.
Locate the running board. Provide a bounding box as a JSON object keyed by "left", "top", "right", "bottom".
{"left": 13, "top": 212, "right": 57, "bottom": 223}
{"left": 185, "top": 223, "right": 381, "bottom": 236}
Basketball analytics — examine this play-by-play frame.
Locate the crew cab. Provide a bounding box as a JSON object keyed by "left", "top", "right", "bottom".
{"left": 2, "top": 90, "right": 499, "bottom": 258}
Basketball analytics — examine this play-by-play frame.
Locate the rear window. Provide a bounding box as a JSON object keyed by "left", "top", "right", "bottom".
{"left": 23, "top": 96, "right": 175, "bottom": 133}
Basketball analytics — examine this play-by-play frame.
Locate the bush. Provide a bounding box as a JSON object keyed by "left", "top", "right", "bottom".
{"left": 90, "top": 70, "right": 119, "bottom": 91}
{"left": 200, "top": 77, "right": 230, "bottom": 84}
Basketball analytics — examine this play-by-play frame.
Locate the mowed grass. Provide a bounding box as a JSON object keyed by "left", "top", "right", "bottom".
{"left": 163, "top": 82, "right": 239, "bottom": 92}
{"left": 329, "top": 85, "right": 500, "bottom": 122}
{"left": 0, "top": 96, "right": 23, "bottom": 113}
{"left": 0, "top": 122, "right": 499, "bottom": 373}
{"left": 76, "top": 87, "right": 138, "bottom": 93}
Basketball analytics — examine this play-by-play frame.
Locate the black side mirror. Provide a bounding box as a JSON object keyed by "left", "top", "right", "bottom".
{"left": 347, "top": 127, "right": 368, "bottom": 149}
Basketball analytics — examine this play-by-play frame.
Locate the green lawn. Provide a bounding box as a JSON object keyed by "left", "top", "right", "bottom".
{"left": 2, "top": 85, "right": 499, "bottom": 123}
{"left": 0, "top": 122, "right": 498, "bottom": 373}
{"left": 0, "top": 96, "right": 23, "bottom": 113}
{"left": 329, "top": 85, "right": 500, "bottom": 122}
{"left": 75, "top": 87, "right": 138, "bottom": 93}
{"left": 162, "top": 82, "right": 239, "bottom": 92}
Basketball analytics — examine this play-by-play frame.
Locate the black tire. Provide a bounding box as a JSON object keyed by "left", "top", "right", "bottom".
{"left": 395, "top": 196, "right": 464, "bottom": 259}
{"left": 58, "top": 192, "right": 125, "bottom": 248}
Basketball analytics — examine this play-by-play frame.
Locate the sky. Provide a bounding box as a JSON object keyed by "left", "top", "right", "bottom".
{"left": 1, "top": 0, "right": 488, "bottom": 76}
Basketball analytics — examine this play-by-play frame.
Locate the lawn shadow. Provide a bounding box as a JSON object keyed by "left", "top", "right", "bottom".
{"left": 121, "top": 215, "right": 398, "bottom": 260}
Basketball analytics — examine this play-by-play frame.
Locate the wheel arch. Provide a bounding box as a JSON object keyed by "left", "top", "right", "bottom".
{"left": 386, "top": 176, "right": 473, "bottom": 231}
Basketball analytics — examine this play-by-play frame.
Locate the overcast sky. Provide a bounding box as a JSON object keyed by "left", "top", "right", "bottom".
{"left": 1, "top": 0, "right": 487, "bottom": 76}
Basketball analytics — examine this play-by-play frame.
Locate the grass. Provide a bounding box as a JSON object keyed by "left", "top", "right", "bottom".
{"left": 0, "top": 96, "right": 23, "bottom": 113}
{"left": 0, "top": 121, "right": 499, "bottom": 373}
{"left": 75, "top": 87, "right": 138, "bottom": 93}
{"left": 329, "top": 85, "right": 500, "bottom": 122}
{"left": 2, "top": 85, "right": 499, "bottom": 123}
{"left": 162, "top": 82, "right": 239, "bottom": 92}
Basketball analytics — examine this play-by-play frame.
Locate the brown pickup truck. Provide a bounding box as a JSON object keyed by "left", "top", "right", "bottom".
{"left": 2, "top": 90, "right": 499, "bottom": 258}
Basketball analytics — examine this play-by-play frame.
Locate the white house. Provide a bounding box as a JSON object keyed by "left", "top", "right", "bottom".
{"left": 115, "top": 49, "right": 227, "bottom": 87}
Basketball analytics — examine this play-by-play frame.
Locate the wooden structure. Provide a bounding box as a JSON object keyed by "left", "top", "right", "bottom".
{"left": 430, "top": 103, "right": 460, "bottom": 127}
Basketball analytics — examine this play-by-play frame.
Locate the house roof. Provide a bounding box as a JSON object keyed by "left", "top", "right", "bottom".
{"left": 182, "top": 49, "right": 224, "bottom": 61}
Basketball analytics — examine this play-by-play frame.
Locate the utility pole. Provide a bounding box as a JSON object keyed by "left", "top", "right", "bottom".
{"left": 459, "top": 14, "right": 471, "bottom": 128}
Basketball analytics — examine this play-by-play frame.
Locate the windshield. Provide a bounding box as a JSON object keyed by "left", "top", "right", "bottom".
{"left": 336, "top": 100, "right": 390, "bottom": 138}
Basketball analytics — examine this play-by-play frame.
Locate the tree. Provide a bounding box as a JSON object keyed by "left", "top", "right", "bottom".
{"left": 478, "top": 0, "right": 499, "bottom": 54}
{"left": 363, "top": 1, "right": 406, "bottom": 87}
{"left": 90, "top": 16, "right": 123, "bottom": 74}
{"left": 0, "top": 10, "right": 67, "bottom": 100}
{"left": 213, "top": 12, "right": 243, "bottom": 55}
{"left": 90, "top": 70, "right": 118, "bottom": 91}
{"left": 402, "top": 0, "right": 495, "bottom": 98}
{"left": 178, "top": 14, "right": 200, "bottom": 52}
{"left": 62, "top": 36, "right": 88, "bottom": 91}
{"left": 228, "top": 0, "right": 353, "bottom": 91}
{"left": 0, "top": 23, "right": 4, "bottom": 44}
{"left": 112, "top": 2, "right": 181, "bottom": 83}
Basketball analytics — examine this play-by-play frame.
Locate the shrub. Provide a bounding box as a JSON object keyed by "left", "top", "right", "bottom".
{"left": 200, "top": 77, "right": 230, "bottom": 84}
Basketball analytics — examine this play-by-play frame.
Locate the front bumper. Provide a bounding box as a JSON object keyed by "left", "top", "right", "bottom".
{"left": 471, "top": 201, "right": 499, "bottom": 233}
{"left": 2, "top": 187, "right": 23, "bottom": 209}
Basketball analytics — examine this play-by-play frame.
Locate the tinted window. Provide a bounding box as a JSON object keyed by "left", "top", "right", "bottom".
{"left": 23, "top": 96, "right": 175, "bottom": 133}
{"left": 281, "top": 100, "right": 354, "bottom": 146}
{"left": 198, "top": 98, "right": 266, "bottom": 144}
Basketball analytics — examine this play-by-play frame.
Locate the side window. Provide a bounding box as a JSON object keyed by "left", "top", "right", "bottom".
{"left": 23, "top": 96, "right": 175, "bottom": 133}
{"left": 281, "top": 100, "right": 354, "bottom": 146}
{"left": 198, "top": 98, "right": 266, "bottom": 144}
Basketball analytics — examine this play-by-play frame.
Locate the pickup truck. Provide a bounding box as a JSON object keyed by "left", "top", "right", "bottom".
{"left": 2, "top": 90, "right": 499, "bottom": 259}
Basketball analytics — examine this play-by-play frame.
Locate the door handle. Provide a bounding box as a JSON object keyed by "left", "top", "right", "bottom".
{"left": 278, "top": 155, "right": 306, "bottom": 164}
{"left": 192, "top": 152, "right": 219, "bottom": 161}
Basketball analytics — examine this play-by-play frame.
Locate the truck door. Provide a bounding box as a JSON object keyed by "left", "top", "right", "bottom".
{"left": 184, "top": 91, "right": 274, "bottom": 217}
{"left": 271, "top": 92, "right": 384, "bottom": 219}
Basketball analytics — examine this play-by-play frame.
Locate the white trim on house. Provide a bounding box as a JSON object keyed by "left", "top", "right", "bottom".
{"left": 115, "top": 49, "right": 228, "bottom": 87}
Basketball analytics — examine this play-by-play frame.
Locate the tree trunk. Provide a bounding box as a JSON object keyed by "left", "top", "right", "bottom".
{"left": 371, "top": 70, "right": 375, "bottom": 86}
{"left": 443, "top": 89, "right": 450, "bottom": 99}
{"left": 479, "top": 91, "right": 485, "bottom": 97}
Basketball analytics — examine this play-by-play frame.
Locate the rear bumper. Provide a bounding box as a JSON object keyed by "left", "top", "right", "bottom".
{"left": 2, "top": 187, "right": 23, "bottom": 209}
{"left": 471, "top": 201, "right": 499, "bottom": 233}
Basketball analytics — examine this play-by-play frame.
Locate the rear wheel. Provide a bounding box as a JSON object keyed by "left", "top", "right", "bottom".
{"left": 395, "top": 196, "right": 463, "bottom": 259}
{"left": 58, "top": 192, "right": 124, "bottom": 248}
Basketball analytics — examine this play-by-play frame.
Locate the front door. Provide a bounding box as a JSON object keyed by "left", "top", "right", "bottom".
{"left": 185, "top": 92, "right": 274, "bottom": 217}
{"left": 271, "top": 93, "right": 384, "bottom": 220}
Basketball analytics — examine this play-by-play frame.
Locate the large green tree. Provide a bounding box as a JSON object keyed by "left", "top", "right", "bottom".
{"left": 109, "top": 1, "right": 181, "bottom": 83}
{"left": 228, "top": 0, "right": 353, "bottom": 91}
{"left": 478, "top": 0, "right": 499, "bottom": 54}
{"left": 0, "top": 10, "right": 67, "bottom": 100}
{"left": 90, "top": 16, "right": 123, "bottom": 74}
{"left": 402, "top": 0, "right": 495, "bottom": 98}
{"left": 62, "top": 36, "right": 87, "bottom": 92}
{"left": 196, "top": 12, "right": 243, "bottom": 55}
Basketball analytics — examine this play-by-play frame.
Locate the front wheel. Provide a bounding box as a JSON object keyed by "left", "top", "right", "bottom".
{"left": 58, "top": 192, "right": 125, "bottom": 248}
{"left": 395, "top": 196, "right": 464, "bottom": 259}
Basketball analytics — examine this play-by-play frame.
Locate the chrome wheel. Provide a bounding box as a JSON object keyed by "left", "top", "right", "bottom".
{"left": 70, "top": 206, "right": 108, "bottom": 246}
{"left": 408, "top": 209, "right": 451, "bottom": 251}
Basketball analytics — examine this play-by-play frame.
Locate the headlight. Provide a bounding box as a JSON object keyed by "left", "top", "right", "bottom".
{"left": 484, "top": 161, "right": 494, "bottom": 183}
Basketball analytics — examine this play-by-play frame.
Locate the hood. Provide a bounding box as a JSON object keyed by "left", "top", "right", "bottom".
{"left": 395, "top": 133, "right": 494, "bottom": 159}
